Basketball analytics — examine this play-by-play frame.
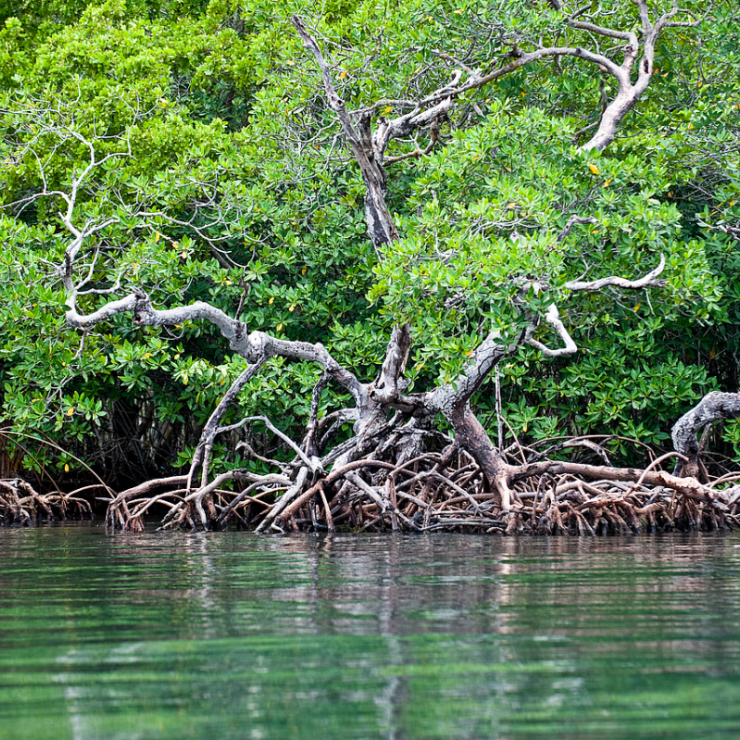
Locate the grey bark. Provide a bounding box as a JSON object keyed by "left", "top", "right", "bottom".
{"left": 295, "top": 2, "right": 698, "bottom": 160}
{"left": 292, "top": 16, "right": 399, "bottom": 256}
{"left": 672, "top": 392, "right": 740, "bottom": 476}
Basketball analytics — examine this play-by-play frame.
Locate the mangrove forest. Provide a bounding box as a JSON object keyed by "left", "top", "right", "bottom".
{"left": 1, "top": 0, "right": 739, "bottom": 533}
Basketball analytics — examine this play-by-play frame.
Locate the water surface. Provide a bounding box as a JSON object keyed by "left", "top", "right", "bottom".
{"left": 0, "top": 525, "right": 739, "bottom": 739}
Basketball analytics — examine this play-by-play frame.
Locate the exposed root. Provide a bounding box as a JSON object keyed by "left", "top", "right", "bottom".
{"left": 103, "top": 442, "right": 740, "bottom": 535}
{"left": 0, "top": 478, "right": 93, "bottom": 526}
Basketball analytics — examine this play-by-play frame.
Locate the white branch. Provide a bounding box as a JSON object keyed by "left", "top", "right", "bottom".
{"left": 291, "top": 16, "right": 360, "bottom": 145}
{"left": 525, "top": 304, "right": 578, "bottom": 357}
{"left": 672, "top": 392, "right": 740, "bottom": 457}
{"left": 220, "top": 415, "right": 322, "bottom": 472}
{"left": 567, "top": 18, "right": 635, "bottom": 43}
{"left": 66, "top": 293, "right": 138, "bottom": 325}
{"left": 564, "top": 254, "right": 666, "bottom": 292}
{"left": 66, "top": 293, "right": 366, "bottom": 405}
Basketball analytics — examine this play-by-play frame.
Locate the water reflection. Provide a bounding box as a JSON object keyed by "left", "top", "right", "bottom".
{"left": 0, "top": 527, "right": 739, "bottom": 739}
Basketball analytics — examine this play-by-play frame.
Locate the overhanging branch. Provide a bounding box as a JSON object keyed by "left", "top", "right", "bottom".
{"left": 66, "top": 292, "right": 365, "bottom": 404}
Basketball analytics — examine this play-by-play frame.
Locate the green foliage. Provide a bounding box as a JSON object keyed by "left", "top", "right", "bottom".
{"left": 0, "top": 0, "right": 738, "bottom": 479}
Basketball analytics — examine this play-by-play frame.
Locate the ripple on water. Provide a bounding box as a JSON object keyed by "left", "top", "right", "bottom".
{"left": 0, "top": 525, "right": 739, "bottom": 739}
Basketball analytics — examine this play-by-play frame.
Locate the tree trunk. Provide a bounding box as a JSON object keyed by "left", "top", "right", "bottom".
{"left": 581, "top": 91, "right": 639, "bottom": 151}
{"left": 448, "top": 403, "right": 513, "bottom": 510}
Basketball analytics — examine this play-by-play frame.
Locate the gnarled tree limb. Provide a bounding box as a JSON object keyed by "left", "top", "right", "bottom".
{"left": 672, "top": 392, "right": 740, "bottom": 476}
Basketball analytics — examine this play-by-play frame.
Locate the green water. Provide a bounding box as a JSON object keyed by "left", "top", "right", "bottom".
{"left": 1, "top": 527, "right": 739, "bottom": 739}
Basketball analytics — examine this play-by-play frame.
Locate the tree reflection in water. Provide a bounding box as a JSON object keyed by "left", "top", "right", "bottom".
{"left": 0, "top": 527, "right": 739, "bottom": 739}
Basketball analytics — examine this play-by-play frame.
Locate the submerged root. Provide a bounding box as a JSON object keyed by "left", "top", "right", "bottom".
{"left": 0, "top": 478, "right": 93, "bottom": 526}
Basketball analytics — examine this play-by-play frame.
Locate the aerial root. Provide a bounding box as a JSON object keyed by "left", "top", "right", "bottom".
{"left": 0, "top": 478, "right": 93, "bottom": 526}
{"left": 102, "top": 448, "right": 740, "bottom": 534}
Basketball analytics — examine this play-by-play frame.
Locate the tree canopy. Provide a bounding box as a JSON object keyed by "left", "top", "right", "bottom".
{"left": 0, "top": 0, "right": 738, "bottom": 527}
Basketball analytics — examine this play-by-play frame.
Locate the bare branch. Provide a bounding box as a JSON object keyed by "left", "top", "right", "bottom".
{"left": 425, "top": 332, "right": 508, "bottom": 413}
{"left": 525, "top": 304, "right": 578, "bottom": 357}
{"left": 292, "top": 15, "right": 399, "bottom": 254}
{"left": 371, "top": 324, "right": 412, "bottom": 404}
{"left": 66, "top": 291, "right": 365, "bottom": 404}
{"left": 566, "top": 18, "right": 635, "bottom": 42}
{"left": 291, "top": 17, "right": 360, "bottom": 145}
{"left": 672, "top": 392, "right": 740, "bottom": 458}
{"left": 556, "top": 215, "right": 599, "bottom": 243}
{"left": 384, "top": 135, "right": 437, "bottom": 164}
{"left": 564, "top": 254, "right": 666, "bottom": 292}
{"left": 219, "top": 415, "right": 322, "bottom": 472}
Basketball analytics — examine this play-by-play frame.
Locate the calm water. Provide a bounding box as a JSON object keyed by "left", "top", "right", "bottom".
{"left": 0, "top": 526, "right": 739, "bottom": 739}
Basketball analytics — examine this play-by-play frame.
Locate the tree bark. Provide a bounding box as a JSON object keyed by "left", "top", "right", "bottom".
{"left": 449, "top": 403, "right": 513, "bottom": 510}
{"left": 672, "top": 392, "right": 740, "bottom": 476}
{"left": 292, "top": 17, "right": 399, "bottom": 257}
